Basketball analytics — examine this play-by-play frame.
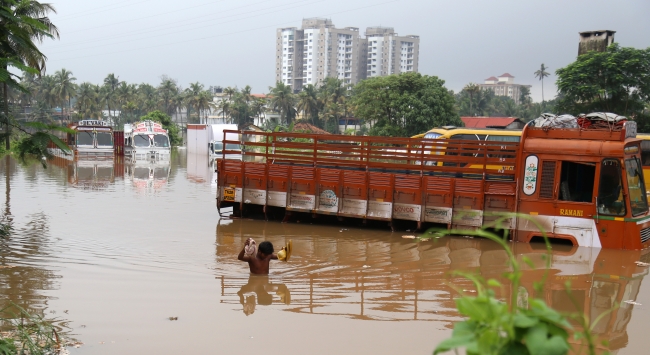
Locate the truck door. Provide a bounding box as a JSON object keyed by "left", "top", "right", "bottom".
{"left": 517, "top": 157, "right": 600, "bottom": 247}
{"left": 552, "top": 160, "right": 598, "bottom": 247}
{"left": 595, "top": 159, "right": 626, "bottom": 249}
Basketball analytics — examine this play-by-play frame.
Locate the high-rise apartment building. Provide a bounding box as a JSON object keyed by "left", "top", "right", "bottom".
{"left": 365, "top": 27, "right": 420, "bottom": 78}
{"left": 275, "top": 18, "right": 419, "bottom": 92}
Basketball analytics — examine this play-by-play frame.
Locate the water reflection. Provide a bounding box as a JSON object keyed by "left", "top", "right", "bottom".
{"left": 48, "top": 155, "right": 174, "bottom": 192}
{"left": 186, "top": 153, "right": 216, "bottom": 185}
{"left": 125, "top": 159, "right": 170, "bottom": 191}
{"left": 216, "top": 219, "right": 649, "bottom": 351}
{"left": 49, "top": 156, "right": 123, "bottom": 190}
{"left": 234, "top": 275, "right": 291, "bottom": 316}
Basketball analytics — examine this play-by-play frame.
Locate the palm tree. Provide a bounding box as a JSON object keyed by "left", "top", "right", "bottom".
{"left": 249, "top": 97, "right": 266, "bottom": 125}
{"left": 103, "top": 73, "right": 119, "bottom": 121}
{"left": 122, "top": 101, "right": 137, "bottom": 124}
{"left": 75, "top": 82, "right": 96, "bottom": 119}
{"left": 195, "top": 90, "right": 216, "bottom": 124}
{"left": 137, "top": 83, "right": 157, "bottom": 115}
{"left": 185, "top": 82, "right": 204, "bottom": 123}
{"left": 534, "top": 64, "right": 550, "bottom": 103}
{"left": 52, "top": 68, "right": 76, "bottom": 122}
{"left": 323, "top": 101, "right": 345, "bottom": 133}
{"left": 158, "top": 78, "right": 177, "bottom": 116}
{"left": 115, "top": 82, "right": 134, "bottom": 124}
{"left": 0, "top": 0, "right": 59, "bottom": 149}
{"left": 240, "top": 85, "right": 252, "bottom": 104}
{"left": 463, "top": 83, "right": 480, "bottom": 116}
{"left": 171, "top": 91, "right": 185, "bottom": 126}
{"left": 88, "top": 84, "right": 104, "bottom": 119}
{"left": 297, "top": 85, "right": 318, "bottom": 124}
{"left": 223, "top": 86, "right": 237, "bottom": 101}
{"left": 35, "top": 74, "right": 57, "bottom": 112}
{"left": 217, "top": 99, "right": 231, "bottom": 123}
{"left": 268, "top": 82, "right": 296, "bottom": 125}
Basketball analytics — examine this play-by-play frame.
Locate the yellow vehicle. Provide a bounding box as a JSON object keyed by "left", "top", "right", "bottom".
{"left": 412, "top": 127, "right": 522, "bottom": 173}
{"left": 412, "top": 126, "right": 522, "bottom": 142}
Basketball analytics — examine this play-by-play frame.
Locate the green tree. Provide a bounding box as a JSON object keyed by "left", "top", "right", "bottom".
{"left": 0, "top": 0, "right": 59, "bottom": 149}
{"left": 171, "top": 91, "right": 185, "bottom": 126}
{"left": 352, "top": 72, "right": 461, "bottom": 137}
{"left": 534, "top": 64, "right": 550, "bottom": 103}
{"left": 103, "top": 73, "right": 119, "bottom": 121}
{"left": 556, "top": 43, "right": 650, "bottom": 121}
{"left": 186, "top": 82, "right": 204, "bottom": 123}
{"left": 75, "top": 82, "right": 96, "bottom": 119}
{"left": 52, "top": 68, "right": 76, "bottom": 122}
{"left": 223, "top": 86, "right": 236, "bottom": 101}
{"left": 463, "top": 83, "right": 480, "bottom": 116}
{"left": 250, "top": 97, "right": 266, "bottom": 125}
{"left": 296, "top": 85, "right": 318, "bottom": 125}
{"left": 216, "top": 99, "right": 230, "bottom": 123}
{"left": 137, "top": 83, "right": 157, "bottom": 114}
{"left": 519, "top": 86, "right": 532, "bottom": 107}
{"left": 139, "top": 110, "right": 181, "bottom": 146}
{"left": 240, "top": 85, "right": 252, "bottom": 104}
{"left": 268, "top": 81, "right": 296, "bottom": 125}
{"left": 157, "top": 77, "right": 177, "bottom": 116}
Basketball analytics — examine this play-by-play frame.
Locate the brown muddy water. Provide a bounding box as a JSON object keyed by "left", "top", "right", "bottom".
{"left": 0, "top": 152, "right": 649, "bottom": 354}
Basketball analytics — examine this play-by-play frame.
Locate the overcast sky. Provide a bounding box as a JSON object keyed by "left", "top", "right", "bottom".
{"left": 39, "top": 0, "right": 650, "bottom": 102}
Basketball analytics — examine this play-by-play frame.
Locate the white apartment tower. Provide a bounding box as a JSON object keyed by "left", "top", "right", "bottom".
{"left": 365, "top": 27, "right": 420, "bottom": 78}
{"left": 276, "top": 19, "right": 419, "bottom": 92}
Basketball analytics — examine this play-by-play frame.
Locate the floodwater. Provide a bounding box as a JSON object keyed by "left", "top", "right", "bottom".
{"left": 1, "top": 152, "right": 650, "bottom": 354}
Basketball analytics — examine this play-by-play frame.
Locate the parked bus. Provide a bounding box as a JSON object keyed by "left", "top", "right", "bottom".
{"left": 411, "top": 127, "right": 522, "bottom": 172}
{"left": 412, "top": 126, "right": 522, "bottom": 142}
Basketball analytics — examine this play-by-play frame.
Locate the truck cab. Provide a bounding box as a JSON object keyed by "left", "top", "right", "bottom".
{"left": 515, "top": 121, "right": 650, "bottom": 249}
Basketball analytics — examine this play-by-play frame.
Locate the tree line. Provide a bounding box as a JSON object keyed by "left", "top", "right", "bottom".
{"left": 13, "top": 72, "right": 224, "bottom": 128}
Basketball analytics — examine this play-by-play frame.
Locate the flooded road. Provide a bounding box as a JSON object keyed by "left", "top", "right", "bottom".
{"left": 1, "top": 152, "right": 650, "bottom": 354}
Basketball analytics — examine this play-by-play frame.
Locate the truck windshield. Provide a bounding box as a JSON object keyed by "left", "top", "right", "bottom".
{"left": 77, "top": 132, "right": 93, "bottom": 146}
{"left": 153, "top": 135, "right": 169, "bottom": 147}
{"left": 212, "top": 143, "right": 240, "bottom": 152}
{"left": 96, "top": 132, "right": 113, "bottom": 147}
{"left": 134, "top": 135, "right": 150, "bottom": 147}
{"left": 598, "top": 159, "right": 625, "bottom": 216}
{"left": 625, "top": 158, "right": 648, "bottom": 216}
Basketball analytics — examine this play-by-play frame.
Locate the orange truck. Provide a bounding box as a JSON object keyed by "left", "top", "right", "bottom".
{"left": 216, "top": 117, "right": 650, "bottom": 250}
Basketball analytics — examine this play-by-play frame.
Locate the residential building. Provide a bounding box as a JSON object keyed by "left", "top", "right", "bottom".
{"left": 276, "top": 19, "right": 419, "bottom": 92}
{"left": 365, "top": 27, "right": 420, "bottom": 78}
{"left": 478, "top": 73, "right": 531, "bottom": 105}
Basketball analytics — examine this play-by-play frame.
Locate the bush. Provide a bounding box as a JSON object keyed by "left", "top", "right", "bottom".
{"left": 427, "top": 214, "right": 611, "bottom": 355}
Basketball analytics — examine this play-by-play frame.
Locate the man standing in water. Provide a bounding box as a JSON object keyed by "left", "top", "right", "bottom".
{"left": 238, "top": 238, "right": 277, "bottom": 274}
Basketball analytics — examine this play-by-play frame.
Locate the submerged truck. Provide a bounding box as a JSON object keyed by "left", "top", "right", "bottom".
{"left": 187, "top": 123, "right": 240, "bottom": 159}
{"left": 208, "top": 124, "right": 241, "bottom": 160}
{"left": 216, "top": 113, "right": 650, "bottom": 250}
